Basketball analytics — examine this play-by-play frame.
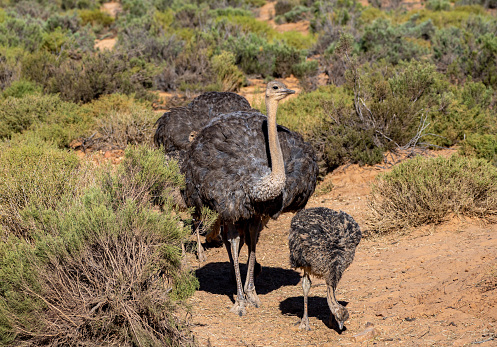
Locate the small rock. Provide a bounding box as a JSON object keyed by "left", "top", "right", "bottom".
{"left": 352, "top": 323, "right": 380, "bottom": 342}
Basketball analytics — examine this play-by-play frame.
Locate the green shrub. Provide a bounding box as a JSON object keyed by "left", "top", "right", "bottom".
{"left": 397, "top": 6, "right": 488, "bottom": 28}
{"left": 426, "top": 81, "right": 495, "bottom": 149}
{"left": 460, "top": 133, "right": 497, "bottom": 164}
{"left": 91, "top": 107, "right": 158, "bottom": 150}
{"left": 79, "top": 8, "right": 114, "bottom": 27}
{"left": 45, "top": 12, "right": 81, "bottom": 32}
{"left": 42, "top": 50, "right": 158, "bottom": 103}
{"left": 116, "top": 19, "right": 184, "bottom": 63}
{"left": 292, "top": 59, "right": 318, "bottom": 79}
{"left": 172, "top": 3, "right": 211, "bottom": 29}
{"left": 277, "top": 30, "right": 316, "bottom": 50}
{"left": 368, "top": 155, "right": 497, "bottom": 233}
{"left": 0, "top": 16, "right": 44, "bottom": 52}
{"left": 0, "top": 137, "right": 80, "bottom": 238}
{"left": 227, "top": 33, "right": 305, "bottom": 77}
{"left": 75, "top": 94, "right": 157, "bottom": 150}
{"left": 0, "top": 47, "right": 22, "bottom": 90}
{"left": 360, "top": 17, "right": 432, "bottom": 64}
{"left": 0, "top": 143, "right": 197, "bottom": 346}
{"left": 1, "top": 79, "right": 41, "bottom": 98}
{"left": 215, "top": 13, "right": 276, "bottom": 38}
{"left": 211, "top": 50, "right": 245, "bottom": 92}
{"left": 0, "top": 93, "right": 91, "bottom": 147}
{"left": 426, "top": 0, "right": 451, "bottom": 11}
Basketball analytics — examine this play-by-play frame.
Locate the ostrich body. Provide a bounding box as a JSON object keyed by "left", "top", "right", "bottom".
{"left": 289, "top": 207, "right": 362, "bottom": 331}
{"left": 154, "top": 91, "right": 252, "bottom": 261}
{"left": 182, "top": 81, "right": 318, "bottom": 315}
{"left": 154, "top": 91, "right": 252, "bottom": 164}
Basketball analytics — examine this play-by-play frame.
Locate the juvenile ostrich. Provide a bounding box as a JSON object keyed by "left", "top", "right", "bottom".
{"left": 154, "top": 92, "right": 252, "bottom": 261}
{"left": 182, "top": 81, "right": 318, "bottom": 316}
{"left": 289, "top": 207, "right": 362, "bottom": 331}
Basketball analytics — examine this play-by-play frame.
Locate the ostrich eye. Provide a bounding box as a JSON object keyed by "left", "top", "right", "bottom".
{"left": 272, "top": 86, "right": 278, "bottom": 90}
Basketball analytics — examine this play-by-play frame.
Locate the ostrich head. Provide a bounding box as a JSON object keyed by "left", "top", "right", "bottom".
{"left": 330, "top": 305, "right": 349, "bottom": 331}
{"left": 265, "top": 81, "right": 295, "bottom": 102}
{"left": 327, "top": 285, "right": 349, "bottom": 330}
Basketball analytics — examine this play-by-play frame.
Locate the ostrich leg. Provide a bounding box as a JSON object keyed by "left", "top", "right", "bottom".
{"left": 299, "top": 270, "right": 311, "bottom": 331}
{"left": 196, "top": 222, "right": 206, "bottom": 262}
{"left": 224, "top": 223, "right": 247, "bottom": 316}
{"left": 224, "top": 223, "right": 245, "bottom": 284}
{"left": 244, "top": 218, "right": 263, "bottom": 308}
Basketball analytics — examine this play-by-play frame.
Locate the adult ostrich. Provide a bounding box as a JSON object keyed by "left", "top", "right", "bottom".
{"left": 154, "top": 91, "right": 252, "bottom": 261}
{"left": 182, "top": 81, "right": 318, "bottom": 316}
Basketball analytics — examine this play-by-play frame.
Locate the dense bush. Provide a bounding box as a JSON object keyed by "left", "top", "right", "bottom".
{"left": 368, "top": 155, "right": 497, "bottom": 233}
{"left": 227, "top": 33, "right": 306, "bottom": 77}
{"left": 359, "top": 17, "right": 433, "bottom": 64}
{"left": 0, "top": 93, "right": 91, "bottom": 146}
{"left": 22, "top": 50, "right": 158, "bottom": 103}
{"left": 0, "top": 142, "right": 197, "bottom": 345}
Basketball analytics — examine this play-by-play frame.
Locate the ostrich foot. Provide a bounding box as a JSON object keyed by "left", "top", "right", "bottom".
{"left": 298, "top": 317, "right": 311, "bottom": 331}
{"left": 245, "top": 288, "right": 261, "bottom": 308}
{"left": 230, "top": 298, "right": 247, "bottom": 316}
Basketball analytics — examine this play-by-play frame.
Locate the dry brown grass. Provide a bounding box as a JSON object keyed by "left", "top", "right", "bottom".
{"left": 367, "top": 155, "right": 497, "bottom": 234}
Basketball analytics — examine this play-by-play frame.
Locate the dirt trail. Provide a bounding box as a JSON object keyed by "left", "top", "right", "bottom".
{"left": 186, "top": 160, "right": 497, "bottom": 346}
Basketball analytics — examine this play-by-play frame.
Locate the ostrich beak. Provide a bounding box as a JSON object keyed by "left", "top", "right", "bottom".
{"left": 283, "top": 88, "right": 295, "bottom": 95}
{"left": 338, "top": 321, "right": 344, "bottom": 331}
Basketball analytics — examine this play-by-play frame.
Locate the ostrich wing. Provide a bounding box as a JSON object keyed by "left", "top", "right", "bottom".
{"left": 154, "top": 92, "right": 252, "bottom": 153}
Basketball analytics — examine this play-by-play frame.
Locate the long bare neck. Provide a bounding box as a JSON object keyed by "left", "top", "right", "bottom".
{"left": 250, "top": 96, "right": 286, "bottom": 202}
{"left": 266, "top": 96, "right": 285, "bottom": 180}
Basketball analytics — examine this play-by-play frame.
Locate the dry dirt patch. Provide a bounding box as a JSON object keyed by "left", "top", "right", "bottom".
{"left": 186, "top": 159, "right": 497, "bottom": 346}
{"left": 94, "top": 37, "right": 116, "bottom": 51}
{"left": 101, "top": 1, "right": 121, "bottom": 18}
{"left": 257, "top": 1, "right": 310, "bottom": 34}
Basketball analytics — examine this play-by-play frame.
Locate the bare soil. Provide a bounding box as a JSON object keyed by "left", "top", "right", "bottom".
{"left": 184, "top": 156, "right": 497, "bottom": 346}
{"left": 257, "top": 1, "right": 310, "bottom": 34}
{"left": 94, "top": 37, "right": 116, "bottom": 51}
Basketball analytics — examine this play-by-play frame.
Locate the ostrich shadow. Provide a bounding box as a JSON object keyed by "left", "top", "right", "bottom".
{"left": 195, "top": 262, "right": 301, "bottom": 301}
{"left": 279, "top": 296, "right": 349, "bottom": 333}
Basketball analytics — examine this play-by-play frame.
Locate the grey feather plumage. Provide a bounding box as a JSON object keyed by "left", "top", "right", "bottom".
{"left": 289, "top": 207, "right": 361, "bottom": 330}
{"left": 289, "top": 208, "right": 361, "bottom": 287}
{"left": 181, "top": 111, "right": 318, "bottom": 222}
{"left": 154, "top": 92, "right": 252, "bottom": 156}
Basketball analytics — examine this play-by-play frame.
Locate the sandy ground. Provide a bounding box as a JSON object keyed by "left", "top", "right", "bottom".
{"left": 184, "top": 157, "right": 497, "bottom": 346}
{"left": 94, "top": 1, "right": 121, "bottom": 51}
{"left": 258, "top": 1, "right": 310, "bottom": 34}
{"left": 94, "top": 37, "right": 116, "bottom": 51}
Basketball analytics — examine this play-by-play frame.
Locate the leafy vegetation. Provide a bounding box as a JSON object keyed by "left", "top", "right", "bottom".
{"left": 368, "top": 155, "right": 497, "bottom": 233}
{"left": 0, "top": 141, "right": 197, "bottom": 345}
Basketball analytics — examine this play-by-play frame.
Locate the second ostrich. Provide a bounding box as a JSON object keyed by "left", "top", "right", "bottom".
{"left": 182, "top": 81, "right": 318, "bottom": 316}
{"left": 289, "top": 207, "right": 362, "bottom": 331}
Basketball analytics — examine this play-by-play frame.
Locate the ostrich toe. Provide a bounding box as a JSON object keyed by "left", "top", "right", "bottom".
{"left": 230, "top": 298, "right": 247, "bottom": 316}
